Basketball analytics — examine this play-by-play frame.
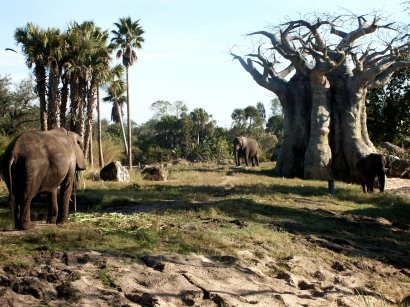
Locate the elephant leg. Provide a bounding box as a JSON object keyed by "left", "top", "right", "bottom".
{"left": 47, "top": 190, "right": 58, "bottom": 224}
{"left": 235, "top": 151, "right": 240, "bottom": 166}
{"left": 14, "top": 203, "right": 20, "bottom": 229}
{"left": 245, "top": 152, "right": 249, "bottom": 166}
{"left": 368, "top": 175, "right": 376, "bottom": 192}
{"left": 19, "top": 197, "right": 33, "bottom": 230}
{"left": 256, "top": 156, "right": 259, "bottom": 166}
{"left": 360, "top": 183, "right": 366, "bottom": 193}
{"left": 57, "top": 178, "right": 73, "bottom": 224}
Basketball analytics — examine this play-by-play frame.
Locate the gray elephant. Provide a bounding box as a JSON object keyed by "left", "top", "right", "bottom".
{"left": 2, "top": 127, "right": 86, "bottom": 230}
{"left": 233, "top": 136, "right": 260, "bottom": 167}
{"left": 356, "top": 153, "right": 386, "bottom": 193}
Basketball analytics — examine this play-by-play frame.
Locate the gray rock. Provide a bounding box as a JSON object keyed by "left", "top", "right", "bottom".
{"left": 389, "top": 159, "right": 410, "bottom": 177}
{"left": 100, "top": 161, "right": 130, "bottom": 182}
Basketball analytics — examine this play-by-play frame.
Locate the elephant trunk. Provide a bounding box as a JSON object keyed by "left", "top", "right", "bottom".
{"left": 235, "top": 149, "right": 239, "bottom": 166}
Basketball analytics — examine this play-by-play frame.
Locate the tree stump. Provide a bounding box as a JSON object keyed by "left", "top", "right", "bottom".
{"left": 142, "top": 165, "right": 168, "bottom": 181}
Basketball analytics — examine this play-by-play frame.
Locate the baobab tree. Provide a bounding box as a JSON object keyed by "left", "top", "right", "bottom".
{"left": 232, "top": 12, "right": 409, "bottom": 181}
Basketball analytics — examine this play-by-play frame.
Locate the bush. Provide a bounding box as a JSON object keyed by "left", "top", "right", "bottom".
{"left": 90, "top": 138, "right": 125, "bottom": 167}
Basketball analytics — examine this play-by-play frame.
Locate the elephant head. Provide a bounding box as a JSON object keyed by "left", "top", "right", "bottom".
{"left": 67, "top": 131, "right": 86, "bottom": 171}
{"left": 233, "top": 136, "right": 247, "bottom": 166}
{"left": 356, "top": 153, "right": 387, "bottom": 193}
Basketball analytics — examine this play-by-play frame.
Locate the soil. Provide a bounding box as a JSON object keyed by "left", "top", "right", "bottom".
{"left": 0, "top": 177, "right": 409, "bottom": 306}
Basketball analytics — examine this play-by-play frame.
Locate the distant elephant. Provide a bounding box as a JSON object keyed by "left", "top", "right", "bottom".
{"left": 356, "top": 153, "right": 387, "bottom": 193}
{"left": 233, "top": 136, "right": 260, "bottom": 167}
{"left": 2, "top": 127, "right": 86, "bottom": 230}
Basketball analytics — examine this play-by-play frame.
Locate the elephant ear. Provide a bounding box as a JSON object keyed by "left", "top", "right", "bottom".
{"left": 68, "top": 131, "right": 86, "bottom": 171}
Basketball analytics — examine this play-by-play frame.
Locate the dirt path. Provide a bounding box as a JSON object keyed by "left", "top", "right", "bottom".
{"left": 1, "top": 248, "right": 408, "bottom": 306}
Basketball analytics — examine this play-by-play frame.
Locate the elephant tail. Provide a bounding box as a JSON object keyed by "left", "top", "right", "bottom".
{"left": 7, "top": 157, "right": 15, "bottom": 216}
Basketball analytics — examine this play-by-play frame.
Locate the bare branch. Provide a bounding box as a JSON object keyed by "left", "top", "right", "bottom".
{"left": 370, "top": 61, "right": 410, "bottom": 88}
{"left": 230, "top": 49, "right": 288, "bottom": 95}
{"left": 277, "top": 63, "right": 295, "bottom": 78}
{"left": 357, "top": 59, "right": 410, "bottom": 87}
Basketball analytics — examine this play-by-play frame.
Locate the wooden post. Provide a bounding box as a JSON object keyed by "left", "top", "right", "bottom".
{"left": 328, "top": 179, "right": 335, "bottom": 196}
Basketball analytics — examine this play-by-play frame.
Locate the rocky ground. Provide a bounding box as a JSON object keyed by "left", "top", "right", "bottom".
{"left": 0, "top": 177, "right": 409, "bottom": 306}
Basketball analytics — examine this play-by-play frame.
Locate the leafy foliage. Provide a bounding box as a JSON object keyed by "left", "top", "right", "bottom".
{"left": 367, "top": 68, "right": 410, "bottom": 145}
{"left": 0, "top": 76, "right": 38, "bottom": 136}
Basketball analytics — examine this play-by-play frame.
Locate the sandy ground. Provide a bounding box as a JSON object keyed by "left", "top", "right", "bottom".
{"left": 0, "top": 177, "right": 409, "bottom": 306}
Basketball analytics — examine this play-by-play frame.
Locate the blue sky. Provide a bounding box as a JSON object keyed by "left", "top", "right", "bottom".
{"left": 0, "top": 0, "right": 408, "bottom": 127}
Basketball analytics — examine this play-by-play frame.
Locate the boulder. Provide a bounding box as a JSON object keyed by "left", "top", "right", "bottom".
{"left": 142, "top": 165, "right": 168, "bottom": 181}
{"left": 382, "top": 142, "right": 406, "bottom": 156}
{"left": 99, "top": 161, "right": 130, "bottom": 182}
{"left": 389, "top": 159, "right": 410, "bottom": 178}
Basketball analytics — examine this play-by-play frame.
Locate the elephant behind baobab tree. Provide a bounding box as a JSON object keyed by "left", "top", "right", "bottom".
{"left": 232, "top": 12, "right": 410, "bottom": 182}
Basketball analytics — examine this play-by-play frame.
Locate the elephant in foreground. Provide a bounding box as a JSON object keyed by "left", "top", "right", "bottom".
{"left": 356, "top": 153, "right": 387, "bottom": 193}
{"left": 233, "top": 136, "right": 260, "bottom": 167}
{"left": 2, "top": 128, "right": 86, "bottom": 230}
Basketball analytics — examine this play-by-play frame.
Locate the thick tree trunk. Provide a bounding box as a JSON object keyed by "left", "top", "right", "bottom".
{"left": 341, "top": 82, "right": 375, "bottom": 176}
{"left": 275, "top": 74, "right": 310, "bottom": 177}
{"left": 304, "top": 73, "right": 332, "bottom": 180}
{"left": 329, "top": 69, "right": 376, "bottom": 181}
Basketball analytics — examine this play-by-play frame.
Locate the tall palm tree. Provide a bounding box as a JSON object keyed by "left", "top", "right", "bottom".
{"left": 81, "top": 22, "right": 111, "bottom": 160}
{"left": 45, "top": 27, "right": 64, "bottom": 129}
{"left": 103, "top": 67, "right": 128, "bottom": 154}
{"left": 65, "top": 21, "right": 97, "bottom": 138}
{"left": 15, "top": 23, "right": 48, "bottom": 130}
{"left": 111, "top": 17, "right": 145, "bottom": 169}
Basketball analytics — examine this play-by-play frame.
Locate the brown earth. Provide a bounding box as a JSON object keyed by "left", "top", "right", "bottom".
{"left": 0, "top": 177, "right": 409, "bottom": 306}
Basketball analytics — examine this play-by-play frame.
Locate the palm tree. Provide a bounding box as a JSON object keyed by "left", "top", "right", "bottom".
{"left": 45, "top": 27, "right": 64, "bottom": 129}
{"left": 15, "top": 23, "right": 48, "bottom": 130}
{"left": 103, "top": 67, "right": 128, "bottom": 154}
{"left": 190, "top": 108, "right": 211, "bottom": 145}
{"left": 81, "top": 22, "right": 111, "bottom": 160}
{"left": 111, "top": 17, "right": 145, "bottom": 169}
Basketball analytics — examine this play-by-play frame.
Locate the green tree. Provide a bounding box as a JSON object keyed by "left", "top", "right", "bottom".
{"left": 0, "top": 76, "right": 38, "bottom": 135}
{"left": 150, "top": 100, "right": 172, "bottom": 119}
{"left": 231, "top": 108, "right": 246, "bottom": 135}
{"left": 82, "top": 22, "right": 111, "bottom": 160}
{"left": 190, "top": 108, "right": 214, "bottom": 145}
{"left": 15, "top": 23, "right": 48, "bottom": 130}
{"left": 270, "top": 97, "right": 282, "bottom": 116}
{"left": 266, "top": 115, "right": 284, "bottom": 141}
{"left": 367, "top": 68, "right": 410, "bottom": 145}
{"left": 103, "top": 67, "right": 128, "bottom": 154}
{"left": 173, "top": 100, "right": 188, "bottom": 117}
{"left": 256, "top": 102, "right": 266, "bottom": 123}
{"left": 111, "top": 17, "right": 145, "bottom": 169}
